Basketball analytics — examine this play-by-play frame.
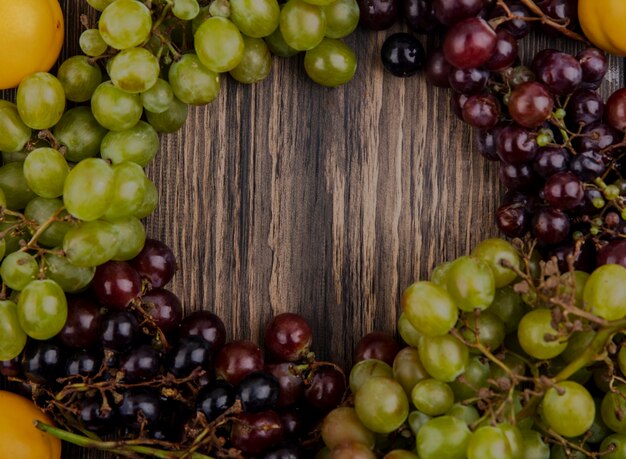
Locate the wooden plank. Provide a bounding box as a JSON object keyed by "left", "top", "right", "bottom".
{"left": 1, "top": 2, "right": 624, "bottom": 458}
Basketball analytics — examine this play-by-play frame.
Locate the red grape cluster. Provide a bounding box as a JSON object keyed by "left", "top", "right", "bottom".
{"left": 0, "top": 239, "right": 347, "bottom": 458}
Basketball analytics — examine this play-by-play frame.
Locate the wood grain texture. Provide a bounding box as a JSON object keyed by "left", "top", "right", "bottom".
{"left": 1, "top": 2, "right": 625, "bottom": 458}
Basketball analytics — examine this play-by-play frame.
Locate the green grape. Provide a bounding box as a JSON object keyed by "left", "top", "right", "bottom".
{"left": 411, "top": 379, "right": 454, "bottom": 416}
{"left": 141, "top": 79, "right": 174, "bottom": 114}
{"left": 498, "top": 424, "right": 523, "bottom": 459}
{"left": 194, "top": 17, "right": 245, "bottom": 73}
{"left": 520, "top": 430, "right": 549, "bottom": 459}
{"left": 0, "top": 300, "right": 27, "bottom": 360}
{"left": 418, "top": 334, "right": 469, "bottom": 382}
{"left": 401, "top": 281, "right": 458, "bottom": 337}
{"left": 109, "top": 217, "right": 146, "bottom": 260}
{"left": 80, "top": 29, "right": 108, "bottom": 56}
{"left": 304, "top": 38, "right": 356, "bottom": 87}
{"left": 103, "top": 162, "right": 146, "bottom": 220}
{"left": 280, "top": 0, "right": 326, "bottom": 51}
{"left": 2, "top": 151, "right": 28, "bottom": 163}
{"left": 328, "top": 443, "right": 375, "bottom": 458}
{"left": 110, "top": 47, "right": 160, "bottom": 93}
{"left": 0, "top": 239, "right": 6, "bottom": 262}
{"left": 588, "top": 400, "right": 610, "bottom": 444}
{"left": 0, "top": 101, "right": 31, "bottom": 153}
{"left": 91, "top": 81, "right": 143, "bottom": 131}
{"left": 0, "top": 188, "right": 6, "bottom": 209}
{"left": 584, "top": 264, "right": 626, "bottom": 321}
{"left": 601, "top": 434, "right": 626, "bottom": 459}
{"left": 467, "top": 426, "right": 513, "bottom": 459}
{"left": 24, "top": 198, "right": 74, "bottom": 248}
{"left": 449, "top": 355, "right": 490, "bottom": 401}
{"left": 417, "top": 416, "right": 470, "bottom": 459}
{"left": 63, "top": 220, "right": 119, "bottom": 267}
{"left": 445, "top": 256, "right": 495, "bottom": 312}
{"left": 63, "top": 158, "right": 114, "bottom": 221}
{"left": 99, "top": 0, "right": 152, "bottom": 50}
{"left": 460, "top": 311, "right": 506, "bottom": 352}
{"left": 57, "top": 56, "right": 103, "bottom": 103}
{"left": 447, "top": 403, "right": 480, "bottom": 425}
{"left": 560, "top": 270, "right": 589, "bottom": 308}
{"left": 17, "top": 279, "right": 67, "bottom": 340}
{"left": 354, "top": 377, "right": 409, "bottom": 434}
{"left": 489, "top": 286, "right": 525, "bottom": 334}
{"left": 392, "top": 347, "right": 429, "bottom": 395}
{"left": 87, "top": 0, "right": 114, "bottom": 10}
{"left": 550, "top": 445, "right": 585, "bottom": 459}
{"left": 542, "top": 381, "right": 595, "bottom": 437}
{"left": 408, "top": 411, "right": 431, "bottom": 436}
{"left": 561, "top": 330, "right": 596, "bottom": 363}
{"left": 172, "top": 0, "right": 200, "bottom": 19}
{"left": 471, "top": 238, "right": 520, "bottom": 288}
{"left": 323, "top": 0, "right": 359, "bottom": 39}
{"left": 100, "top": 121, "right": 159, "bottom": 167}
{"left": 230, "top": 36, "right": 273, "bottom": 84}
{"left": 23, "top": 148, "right": 69, "bottom": 198}
{"left": 321, "top": 407, "right": 375, "bottom": 450}
{"left": 134, "top": 177, "right": 159, "bottom": 218}
{"left": 168, "top": 54, "right": 221, "bottom": 106}
{"left": 43, "top": 251, "right": 95, "bottom": 293}
{"left": 0, "top": 251, "right": 38, "bottom": 291}
{"left": 191, "top": 6, "right": 212, "bottom": 34}
{"left": 602, "top": 385, "right": 626, "bottom": 434}
{"left": 16, "top": 72, "right": 65, "bottom": 130}
{"left": 53, "top": 107, "right": 108, "bottom": 162}
{"left": 0, "top": 162, "right": 36, "bottom": 210}
{"left": 490, "top": 353, "right": 526, "bottom": 381}
{"left": 146, "top": 96, "right": 189, "bottom": 133}
{"left": 265, "top": 26, "right": 299, "bottom": 57}
{"left": 518, "top": 309, "right": 567, "bottom": 359}
{"left": 430, "top": 261, "right": 452, "bottom": 287}
{"left": 349, "top": 359, "right": 392, "bottom": 393}
{"left": 230, "top": 0, "right": 280, "bottom": 38}
{"left": 383, "top": 451, "right": 419, "bottom": 459}
{"left": 304, "top": 0, "right": 335, "bottom": 5}
{"left": 397, "top": 312, "right": 422, "bottom": 347}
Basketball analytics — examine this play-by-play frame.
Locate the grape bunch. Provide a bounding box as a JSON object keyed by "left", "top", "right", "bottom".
{"left": 316, "top": 238, "right": 626, "bottom": 458}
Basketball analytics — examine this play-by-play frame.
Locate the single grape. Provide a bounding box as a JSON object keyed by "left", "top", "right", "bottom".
{"left": 401, "top": 281, "right": 458, "bottom": 336}
{"left": 584, "top": 264, "right": 626, "bottom": 321}
{"left": 23, "top": 147, "right": 69, "bottom": 199}
{"left": 195, "top": 17, "right": 244, "bottom": 73}
{"left": 411, "top": 379, "right": 454, "bottom": 416}
{"left": 21, "top": 341, "right": 64, "bottom": 384}
{"left": 80, "top": 398, "right": 116, "bottom": 432}
{"left": 57, "top": 56, "right": 103, "bottom": 103}
{"left": 425, "top": 50, "right": 452, "bottom": 87}
{"left": 567, "top": 88, "right": 604, "bottom": 126}
{"left": 99, "top": 0, "right": 152, "bottom": 50}
{"left": 380, "top": 33, "right": 425, "bottom": 78}
{"left": 63, "top": 221, "right": 120, "bottom": 267}
{"left": 443, "top": 18, "right": 497, "bottom": 70}
{"left": 265, "top": 362, "right": 304, "bottom": 407}
{"left": 601, "top": 434, "right": 626, "bottom": 458}
{"left": 134, "top": 177, "right": 159, "bottom": 218}
{"left": 0, "top": 162, "right": 37, "bottom": 210}
{"left": 356, "top": 0, "right": 398, "bottom": 30}
{"left": 91, "top": 81, "right": 143, "bottom": 131}
{"left": 0, "top": 251, "right": 39, "bottom": 291}
{"left": 264, "top": 27, "right": 299, "bottom": 57}
{"left": 472, "top": 238, "right": 519, "bottom": 288}
{"left": 168, "top": 53, "right": 221, "bottom": 106}
{"left": 53, "top": 107, "right": 109, "bottom": 163}
{"left": 230, "top": 0, "right": 280, "bottom": 38}
{"left": 445, "top": 255, "right": 495, "bottom": 312}
{"left": 130, "top": 238, "right": 176, "bottom": 288}
{"left": 461, "top": 311, "right": 505, "bottom": 352}
{"left": 0, "top": 101, "right": 31, "bottom": 153}
{"left": 101, "top": 121, "right": 159, "bottom": 167}
{"left": 230, "top": 36, "right": 273, "bottom": 84}
{"left": 44, "top": 251, "right": 95, "bottom": 293}
{"left": 521, "top": 430, "right": 549, "bottom": 459}
{"left": 489, "top": 286, "right": 525, "bottom": 333}
{"left": 304, "top": 365, "right": 346, "bottom": 412}
{"left": 118, "top": 389, "right": 161, "bottom": 431}
{"left": 404, "top": 0, "right": 440, "bottom": 34}
{"left": 607, "top": 88, "right": 626, "bottom": 131}
{"left": 496, "top": 124, "right": 538, "bottom": 164}
{"left": 141, "top": 79, "right": 174, "bottom": 114}
{"left": 467, "top": 426, "right": 513, "bottom": 459}
{"left": 508, "top": 82, "right": 554, "bottom": 128}
{"left": 196, "top": 380, "right": 235, "bottom": 421}
{"left": 237, "top": 371, "right": 280, "bottom": 412}
{"left": 280, "top": 0, "right": 327, "bottom": 51}
{"left": 462, "top": 94, "right": 500, "bottom": 130}
{"left": 577, "top": 48, "right": 608, "bottom": 84}
{"left": 120, "top": 345, "right": 161, "bottom": 383}
{"left": 321, "top": 407, "right": 375, "bottom": 450}
{"left": 449, "top": 355, "right": 490, "bottom": 401}
{"left": 146, "top": 96, "right": 189, "bottom": 133}
{"left": 109, "top": 217, "right": 146, "bottom": 260}
{"left": 433, "top": 0, "right": 485, "bottom": 25}
{"left": 324, "top": 0, "right": 359, "bottom": 38}
{"left": 63, "top": 158, "right": 114, "bottom": 221}
{"left": 534, "top": 51, "right": 582, "bottom": 96}
{"left": 449, "top": 67, "right": 489, "bottom": 94}
{"left": 542, "top": 381, "right": 595, "bottom": 437}
{"left": 417, "top": 416, "right": 470, "bottom": 459}
{"left": 141, "top": 288, "right": 183, "bottom": 333}
{"left": 0, "top": 301, "right": 27, "bottom": 361}
{"left": 215, "top": 341, "right": 264, "bottom": 384}
{"left": 533, "top": 147, "right": 570, "bottom": 178}
{"left": 354, "top": 332, "right": 399, "bottom": 365}
{"left": 349, "top": 359, "right": 393, "bottom": 393}
{"left": 575, "top": 122, "right": 621, "bottom": 152}
{"left": 16, "top": 72, "right": 65, "bottom": 130}
{"left": 393, "top": 347, "right": 429, "bottom": 395}
{"left": 354, "top": 377, "right": 408, "bottom": 433}
{"left": 518, "top": 309, "right": 567, "bottom": 359}
{"left": 265, "top": 312, "right": 312, "bottom": 362}
{"left": 66, "top": 349, "right": 101, "bottom": 377}
{"left": 57, "top": 297, "right": 102, "bottom": 349}
{"left": 109, "top": 47, "right": 160, "bottom": 94}
{"left": 172, "top": 0, "right": 200, "bottom": 20}
{"left": 80, "top": 29, "right": 108, "bottom": 57}
{"left": 532, "top": 208, "right": 570, "bottom": 245}
{"left": 483, "top": 30, "right": 518, "bottom": 71}
{"left": 447, "top": 403, "right": 480, "bottom": 426}
{"left": 544, "top": 171, "right": 584, "bottom": 210}
{"left": 17, "top": 279, "right": 68, "bottom": 340}
{"left": 92, "top": 260, "right": 141, "bottom": 309}
{"left": 397, "top": 312, "right": 422, "bottom": 346}
{"left": 100, "top": 310, "right": 138, "bottom": 351}
{"left": 419, "top": 334, "right": 469, "bottom": 382}
{"left": 104, "top": 161, "right": 147, "bottom": 220}
{"left": 231, "top": 410, "right": 283, "bottom": 455}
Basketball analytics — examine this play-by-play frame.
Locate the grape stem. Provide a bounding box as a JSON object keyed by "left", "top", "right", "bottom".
{"left": 19, "top": 206, "right": 66, "bottom": 252}
{"left": 35, "top": 422, "right": 215, "bottom": 459}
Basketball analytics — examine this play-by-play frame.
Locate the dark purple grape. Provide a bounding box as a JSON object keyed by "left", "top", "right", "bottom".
{"left": 569, "top": 150, "right": 606, "bottom": 181}
{"left": 496, "top": 204, "right": 529, "bottom": 237}
{"left": 443, "top": 17, "right": 497, "bottom": 70}
{"left": 544, "top": 172, "right": 584, "bottom": 210}
{"left": 167, "top": 337, "right": 212, "bottom": 377}
{"left": 577, "top": 48, "right": 608, "bottom": 84}
{"left": 100, "top": 310, "right": 139, "bottom": 352}
{"left": 566, "top": 89, "right": 604, "bottom": 127}
{"left": 57, "top": 297, "right": 102, "bottom": 349}
{"left": 575, "top": 122, "right": 621, "bottom": 152}
{"left": 0, "top": 358, "right": 21, "bottom": 377}
{"left": 496, "top": 125, "right": 538, "bottom": 164}
{"left": 381, "top": 33, "right": 426, "bottom": 77}
{"left": 404, "top": 0, "right": 441, "bottom": 33}
{"left": 499, "top": 163, "right": 537, "bottom": 191}
{"left": 550, "top": 240, "right": 596, "bottom": 273}
{"left": 449, "top": 67, "right": 489, "bottom": 94}
{"left": 354, "top": 332, "right": 400, "bottom": 365}
{"left": 141, "top": 288, "right": 183, "bottom": 333}
{"left": 266, "top": 363, "right": 305, "bottom": 408}
{"left": 280, "top": 409, "right": 305, "bottom": 438}
{"left": 179, "top": 311, "right": 227, "bottom": 352}
{"left": 534, "top": 51, "right": 582, "bottom": 96}
{"left": 533, "top": 147, "right": 570, "bottom": 178}
{"left": 597, "top": 240, "right": 626, "bottom": 268}
{"left": 120, "top": 345, "right": 161, "bottom": 383}
{"left": 433, "top": 0, "right": 486, "bottom": 25}
{"left": 425, "top": 50, "right": 452, "bottom": 87}
{"left": 462, "top": 93, "right": 500, "bottom": 129}
{"left": 237, "top": 371, "right": 280, "bottom": 412}
{"left": 80, "top": 397, "right": 116, "bottom": 432}
{"left": 508, "top": 82, "right": 554, "bottom": 128}
{"left": 532, "top": 208, "right": 570, "bottom": 245}
{"left": 304, "top": 366, "right": 346, "bottom": 412}
{"left": 357, "top": 0, "right": 398, "bottom": 30}
{"left": 22, "top": 342, "right": 64, "bottom": 384}
{"left": 476, "top": 123, "right": 505, "bottom": 161}
{"left": 491, "top": 3, "right": 531, "bottom": 38}
{"left": 66, "top": 350, "right": 101, "bottom": 377}
{"left": 231, "top": 411, "right": 283, "bottom": 455}
{"left": 536, "top": 0, "right": 578, "bottom": 28}
{"left": 118, "top": 389, "right": 162, "bottom": 431}
{"left": 265, "top": 313, "right": 313, "bottom": 362}
{"left": 92, "top": 261, "right": 141, "bottom": 309}
{"left": 196, "top": 380, "right": 236, "bottom": 421}
{"left": 607, "top": 88, "right": 626, "bottom": 131}
{"left": 264, "top": 448, "right": 299, "bottom": 459}
{"left": 502, "top": 190, "right": 533, "bottom": 206}
{"left": 483, "top": 29, "right": 518, "bottom": 71}
{"left": 215, "top": 341, "right": 264, "bottom": 385}
{"left": 130, "top": 238, "right": 176, "bottom": 288}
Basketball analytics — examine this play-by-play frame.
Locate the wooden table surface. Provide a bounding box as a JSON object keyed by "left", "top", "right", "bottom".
{"left": 2, "top": 1, "right": 625, "bottom": 458}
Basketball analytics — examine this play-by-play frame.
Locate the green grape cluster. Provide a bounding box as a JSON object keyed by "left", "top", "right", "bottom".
{"left": 317, "top": 238, "right": 626, "bottom": 458}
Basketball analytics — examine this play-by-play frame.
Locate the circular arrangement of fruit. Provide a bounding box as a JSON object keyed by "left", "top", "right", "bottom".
{"left": 2, "top": 0, "right": 626, "bottom": 458}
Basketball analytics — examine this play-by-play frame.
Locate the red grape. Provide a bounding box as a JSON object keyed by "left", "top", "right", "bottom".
{"left": 532, "top": 208, "right": 570, "bottom": 245}
{"left": 404, "top": 0, "right": 440, "bottom": 34}
{"left": 606, "top": 88, "right": 626, "bottom": 131}
{"left": 215, "top": 340, "right": 264, "bottom": 384}
{"left": 496, "top": 124, "right": 538, "bottom": 164}
{"left": 141, "top": 288, "right": 183, "bottom": 333}
{"left": 57, "top": 296, "right": 102, "bottom": 349}
{"left": 179, "top": 310, "right": 227, "bottom": 351}
{"left": 449, "top": 67, "right": 489, "bottom": 94}
{"left": 357, "top": 0, "right": 398, "bottom": 30}
{"left": 543, "top": 171, "right": 584, "bottom": 210}
{"left": 265, "top": 313, "right": 313, "bottom": 362}
{"left": 92, "top": 261, "right": 141, "bottom": 309}
{"left": 443, "top": 17, "right": 497, "bottom": 69}
{"left": 130, "top": 238, "right": 176, "bottom": 288}
{"left": 304, "top": 365, "right": 346, "bottom": 412}
{"left": 508, "top": 82, "right": 554, "bottom": 128}
{"left": 577, "top": 48, "right": 608, "bottom": 84}
{"left": 266, "top": 363, "right": 305, "bottom": 408}
{"left": 483, "top": 29, "right": 518, "bottom": 71}
{"left": 433, "top": 0, "right": 486, "bottom": 25}
{"left": 231, "top": 410, "right": 283, "bottom": 454}
{"left": 426, "top": 50, "right": 452, "bottom": 87}
{"left": 354, "top": 332, "right": 400, "bottom": 365}
{"left": 462, "top": 93, "right": 500, "bottom": 129}
{"left": 567, "top": 88, "right": 604, "bottom": 126}
{"left": 534, "top": 51, "right": 582, "bottom": 96}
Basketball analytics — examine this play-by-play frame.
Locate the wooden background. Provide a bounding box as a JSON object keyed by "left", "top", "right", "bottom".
{"left": 2, "top": 1, "right": 625, "bottom": 458}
